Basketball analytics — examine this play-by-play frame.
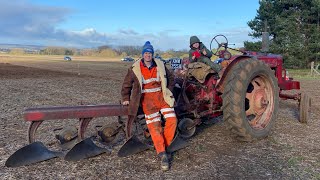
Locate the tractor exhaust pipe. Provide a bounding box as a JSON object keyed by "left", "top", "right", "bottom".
{"left": 261, "top": 21, "right": 270, "bottom": 53}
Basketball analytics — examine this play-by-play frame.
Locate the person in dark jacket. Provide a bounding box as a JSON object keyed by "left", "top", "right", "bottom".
{"left": 189, "top": 35, "right": 220, "bottom": 72}
{"left": 121, "top": 41, "right": 177, "bottom": 171}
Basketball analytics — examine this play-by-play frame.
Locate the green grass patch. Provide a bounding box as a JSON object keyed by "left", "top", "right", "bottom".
{"left": 287, "top": 69, "right": 320, "bottom": 79}
{"left": 287, "top": 156, "right": 304, "bottom": 167}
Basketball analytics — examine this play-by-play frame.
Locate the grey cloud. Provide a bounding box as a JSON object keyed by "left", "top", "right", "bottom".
{"left": 0, "top": 1, "right": 111, "bottom": 47}
{"left": 0, "top": 1, "right": 253, "bottom": 50}
{"left": 118, "top": 29, "right": 139, "bottom": 35}
{"left": 0, "top": 1, "right": 69, "bottom": 38}
{"left": 221, "top": 27, "right": 254, "bottom": 47}
{"left": 158, "top": 29, "right": 180, "bottom": 35}
{"left": 103, "top": 31, "right": 189, "bottom": 51}
{"left": 46, "top": 28, "right": 110, "bottom": 47}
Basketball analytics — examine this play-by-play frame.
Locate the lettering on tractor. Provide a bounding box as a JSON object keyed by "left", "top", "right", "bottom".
{"left": 5, "top": 34, "right": 311, "bottom": 168}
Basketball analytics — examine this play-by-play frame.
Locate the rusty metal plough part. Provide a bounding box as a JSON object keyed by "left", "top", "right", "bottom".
{"left": 26, "top": 105, "right": 129, "bottom": 142}
{"left": 5, "top": 104, "right": 187, "bottom": 167}
{"left": 5, "top": 104, "right": 130, "bottom": 167}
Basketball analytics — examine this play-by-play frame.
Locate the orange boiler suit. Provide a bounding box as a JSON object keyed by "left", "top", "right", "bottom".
{"left": 140, "top": 62, "right": 177, "bottom": 154}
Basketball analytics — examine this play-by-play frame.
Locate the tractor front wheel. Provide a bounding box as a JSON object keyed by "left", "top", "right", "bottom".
{"left": 222, "top": 58, "right": 279, "bottom": 141}
{"left": 299, "top": 93, "right": 311, "bottom": 123}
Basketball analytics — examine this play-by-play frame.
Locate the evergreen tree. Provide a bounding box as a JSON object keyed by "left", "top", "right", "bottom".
{"left": 247, "top": 0, "right": 320, "bottom": 68}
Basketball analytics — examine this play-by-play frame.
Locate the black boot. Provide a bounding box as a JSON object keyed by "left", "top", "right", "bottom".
{"left": 158, "top": 152, "right": 169, "bottom": 171}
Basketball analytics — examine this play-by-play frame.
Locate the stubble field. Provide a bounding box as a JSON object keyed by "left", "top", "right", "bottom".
{"left": 0, "top": 55, "right": 319, "bottom": 179}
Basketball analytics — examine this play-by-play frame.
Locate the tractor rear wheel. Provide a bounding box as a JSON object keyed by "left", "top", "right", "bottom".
{"left": 222, "top": 58, "right": 279, "bottom": 141}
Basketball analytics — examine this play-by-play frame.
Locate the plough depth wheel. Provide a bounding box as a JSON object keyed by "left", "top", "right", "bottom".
{"left": 178, "top": 118, "right": 196, "bottom": 139}
{"left": 97, "top": 124, "right": 122, "bottom": 143}
{"left": 55, "top": 126, "right": 78, "bottom": 144}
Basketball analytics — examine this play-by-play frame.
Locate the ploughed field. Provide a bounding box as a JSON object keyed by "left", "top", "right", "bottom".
{"left": 1, "top": 56, "right": 319, "bottom": 179}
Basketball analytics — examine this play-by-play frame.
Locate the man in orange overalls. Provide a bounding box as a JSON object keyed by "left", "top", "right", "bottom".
{"left": 121, "top": 41, "right": 177, "bottom": 171}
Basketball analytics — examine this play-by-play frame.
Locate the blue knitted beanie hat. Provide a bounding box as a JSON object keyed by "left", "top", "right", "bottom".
{"left": 142, "top": 41, "right": 154, "bottom": 56}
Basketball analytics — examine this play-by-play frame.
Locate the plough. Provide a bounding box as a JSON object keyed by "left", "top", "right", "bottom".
{"left": 6, "top": 104, "right": 187, "bottom": 167}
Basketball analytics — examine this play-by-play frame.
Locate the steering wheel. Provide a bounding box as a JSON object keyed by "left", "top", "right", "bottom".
{"left": 210, "top": 34, "right": 228, "bottom": 56}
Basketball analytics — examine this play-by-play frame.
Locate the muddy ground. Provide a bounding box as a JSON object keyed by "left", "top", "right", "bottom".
{"left": 0, "top": 57, "right": 319, "bottom": 179}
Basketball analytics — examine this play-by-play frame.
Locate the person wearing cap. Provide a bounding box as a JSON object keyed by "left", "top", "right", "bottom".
{"left": 189, "top": 35, "right": 221, "bottom": 72}
{"left": 121, "top": 41, "right": 177, "bottom": 171}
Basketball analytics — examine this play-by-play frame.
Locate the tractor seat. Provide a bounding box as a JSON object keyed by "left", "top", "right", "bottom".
{"left": 187, "top": 62, "right": 217, "bottom": 83}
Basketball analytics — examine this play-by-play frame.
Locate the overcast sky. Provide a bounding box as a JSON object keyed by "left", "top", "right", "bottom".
{"left": 0, "top": 0, "right": 260, "bottom": 50}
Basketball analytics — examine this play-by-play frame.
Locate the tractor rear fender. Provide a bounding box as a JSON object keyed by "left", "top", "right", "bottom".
{"left": 216, "top": 55, "right": 253, "bottom": 93}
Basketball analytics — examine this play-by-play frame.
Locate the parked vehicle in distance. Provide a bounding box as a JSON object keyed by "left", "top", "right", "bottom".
{"left": 154, "top": 54, "right": 172, "bottom": 64}
{"left": 121, "top": 57, "right": 134, "bottom": 62}
{"left": 64, "top": 56, "right": 72, "bottom": 61}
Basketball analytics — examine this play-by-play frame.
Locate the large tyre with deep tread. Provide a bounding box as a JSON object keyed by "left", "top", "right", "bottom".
{"left": 222, "top": 58, "right": 279, "bottom": 141}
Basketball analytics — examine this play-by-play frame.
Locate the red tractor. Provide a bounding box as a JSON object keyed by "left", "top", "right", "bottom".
{"left": 5, "top": 35, "right": 311, "bottom": 167}
{"left": 172, "top": 34, "right": 310, "bottom": 141}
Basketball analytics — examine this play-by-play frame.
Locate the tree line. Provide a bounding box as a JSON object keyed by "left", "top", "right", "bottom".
{"left": 245, "top": 0, "right": 320, "bottom": 68}
{"left": 7, "top": 45, "right": 246, "bottom": 61}
{"left": 8, "top": 45, "right": 190, "bottom": 59}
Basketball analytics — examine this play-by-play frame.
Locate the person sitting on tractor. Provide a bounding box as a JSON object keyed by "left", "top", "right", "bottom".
{"left": 121, "top": 41, "right": 177, "bottom": 171}
{"left": 189, "top": 35, "right": 221, "bottom": 73}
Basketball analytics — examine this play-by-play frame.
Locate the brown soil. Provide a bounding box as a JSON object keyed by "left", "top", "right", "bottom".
{"left": 0, "top": 59, "right": 319, "bottom": 180}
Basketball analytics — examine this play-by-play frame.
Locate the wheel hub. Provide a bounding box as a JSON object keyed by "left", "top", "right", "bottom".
{"left": 252, "top": 89, "right": 268, "bottom": 115}
{"left": 245, "top": 76, "right": 275, "bottom": 129}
